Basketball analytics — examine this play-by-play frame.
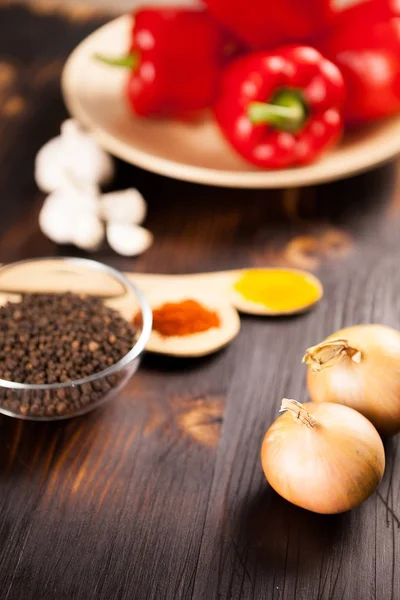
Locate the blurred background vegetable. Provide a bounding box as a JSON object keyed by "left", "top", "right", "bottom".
{"left": 204, "top": 0, "right": 335, "bottom": 49}
{"left": 214, "top": 46, "right": 344, "bottom": 168}
{"left": 91, "top": 0, "right": 400, "bottom": 171}
{"left": 314, "top": 0, "right": 400, "bottom": 124}
{"left": 96, "top": 7, "right": 234, "bottom": 118}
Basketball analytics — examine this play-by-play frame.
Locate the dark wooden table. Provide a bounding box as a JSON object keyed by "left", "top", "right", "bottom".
{"left": 0, "top": 4, "right": 399, "bottom": 599}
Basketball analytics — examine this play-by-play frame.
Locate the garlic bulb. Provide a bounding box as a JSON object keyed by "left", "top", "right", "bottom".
{"left": 35, "top": 119, "right": 114, "bottom": 193}
{"left": 100, "top": 189, "right": 147, "bottom": 225}
{"left": 106, "top": 223, "right": 153, "bottom": 256}
{"left": 35, "top": 120, "right": 154, "bottom": 256}
{"left": 261, "top": 399, "right": 385, "bottom": 514}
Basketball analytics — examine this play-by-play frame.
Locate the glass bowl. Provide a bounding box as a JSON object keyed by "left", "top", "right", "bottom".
{"left": 0, "top": 257, "right": 152, "bottom": 421}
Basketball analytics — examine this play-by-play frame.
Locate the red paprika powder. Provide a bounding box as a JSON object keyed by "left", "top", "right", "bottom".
{"left": 134, "top": 299, "right": 220, "bottom": 337}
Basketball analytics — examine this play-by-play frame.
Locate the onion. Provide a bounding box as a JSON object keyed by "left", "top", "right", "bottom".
{"left": 304, "top": 324, "right": 400, "bottom": 436}
{"left": 261, "top": 399, "right": 385, "bottom": 514}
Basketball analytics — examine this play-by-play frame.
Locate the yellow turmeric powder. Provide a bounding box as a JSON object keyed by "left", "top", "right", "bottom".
{"left": 234, "top": 269, "right": 322, "bottom": 312}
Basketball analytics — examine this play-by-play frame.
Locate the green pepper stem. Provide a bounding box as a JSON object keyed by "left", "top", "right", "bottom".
{"left": 249, "top": 102, "right": 303, "bottom": 124}
{"left": 94, "top": 52, "right": 139, "bottom": 70}
{"left": 248, "top": 89, "right": 307, "bottom": 133}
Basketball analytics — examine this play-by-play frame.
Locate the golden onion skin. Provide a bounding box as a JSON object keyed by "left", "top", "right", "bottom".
{"left": 261, "top": 402, "right": 385, "bottom": 514}
{"left": 306, "top": 324, "right": 400, "bottom": 436}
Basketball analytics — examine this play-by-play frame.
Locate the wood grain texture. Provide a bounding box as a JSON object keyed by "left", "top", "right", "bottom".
{"left": 0, "top": 4, "right": 400, "bottom": 599}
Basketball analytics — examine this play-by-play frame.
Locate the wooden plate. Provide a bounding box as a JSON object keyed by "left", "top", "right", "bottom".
{"left": 62, "top": 15, "right": 400, "bottom": 189}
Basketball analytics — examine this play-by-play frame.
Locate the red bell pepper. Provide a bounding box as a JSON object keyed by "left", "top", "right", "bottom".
{"left": 96, "top": 8, "right": 234, "bottom": 118}
{"left": 214, "top": 46, "right": 345, "bottom": 169}
{"left": 314, "top": 0, "right": 400, "bottom": 124}
{"left": 204, "top": 0, "right": 335, "bottom": 50}
{"left": 329, "top": 0, "right": 398, "bottom": 33}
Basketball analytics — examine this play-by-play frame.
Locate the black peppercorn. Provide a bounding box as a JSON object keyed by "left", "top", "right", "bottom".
{"left": 0, "top": 293, "right": 137, "bottom": 417}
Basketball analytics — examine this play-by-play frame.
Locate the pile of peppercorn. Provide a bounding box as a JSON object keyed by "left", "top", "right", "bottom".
{"left": 97, "top": 1, "right": 399, "bottom": 168}
{"left": 0, "top": 293, "right": 137, "bottom": 417}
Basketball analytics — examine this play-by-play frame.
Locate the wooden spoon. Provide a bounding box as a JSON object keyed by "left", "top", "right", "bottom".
{"left": 138, "top": 288, "right": 240, "bottom": 357}
{"left": 227, "top": 268, "right": 323, "bottom": 316}
{"left": 127, "top": 268, "right": 323, "bottom": 317}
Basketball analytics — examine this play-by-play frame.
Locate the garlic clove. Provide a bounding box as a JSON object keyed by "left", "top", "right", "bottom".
{"left": 39, "top": 192, "right": 76, "bottom": 244}
{"left": 60, "top": 119, "right": 114, "bottom": 188}
{"left": 61, "top": 171, "right": 99, "bottom": 198}
{"left": 106, "top": 223, "right": 153, "bottom": 256}
{"left": 71, "top": 214, "right": 105, "bottom": 252}
{"left": 60, "top": 119, "right": 84, "bottom": 138}
{"left": 59, "top": 173, "right": 100, "bottom": 215}
{"left": 100, "top": 189, "right": 147, "bottom": 225}
{"left": 34, "top": 119, "right": 114, "bottom": 193}
{"left": 35, "top": 136, "right": 66, "bottom": 193}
